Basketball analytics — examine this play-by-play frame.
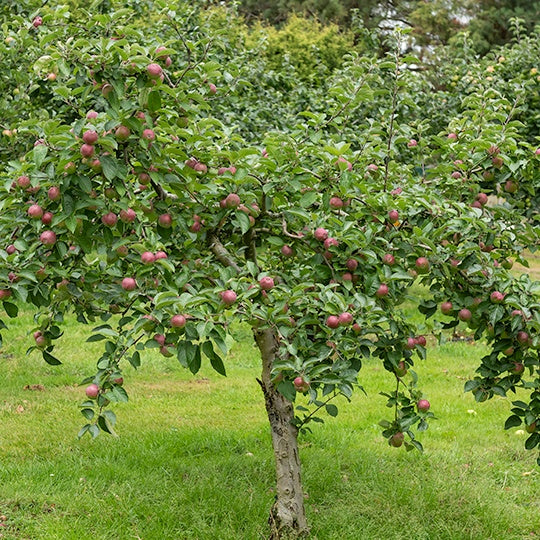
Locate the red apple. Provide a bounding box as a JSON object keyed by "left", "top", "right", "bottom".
{"left": 281, "top": 245, "right": 293, "bottom": 257}
{"left": 476, "top": 192, "right": 488, "bottom": 205}
{"left": 293, "top": 376, "right": 309, "bottom": 393}
{"left": 458, "top": 308, "right": 472, "bottom": 322}
{"left": 314, "top": 227, "right": 329, "bottom": 242}
{"left": 329, "top": 197, "right": 343, "bottom": 209}
{"left": 102, "top": 212, "right": 117, "bottom": 227}
{"left": 405, "top": 337, "right": 416, "bottom": 350}
{"left": 259, "top": 276, "right": 274, "bottom": 291}
{"left": 147, "top": 63, "right": 163, "bottom": 78}
{"left": 158, "top": 213, "right": 172, "bottom": 228}
{"left": 17, "top": 175, "right": 31, "bottom": 188}
{"left": 40, "top": 230, "right": 57, "bottom": 245}
{"left": 415, "top": 257, "right": 430, "bottom": 274}
{"left": 138, "top": 172, "right": 151, "bottom": 185}
{"left": 220, "top": 290, "right": 237, "bottom": 306}
{"left": 417, "top": 399, "right": 430, "bottom": 412}
{"left": 89, "top": 159, "right": 102, "bottom": 172}
{"left": 116, "top": 245, "right": 128, "bottom": 257}
{"left": 171, "top": 314, "right": 186, "bottom": 328}
{"left": 41, "top": 211, "right": 53, "bottom": 225}
{"left": 115, "top": 125, "right": 130, "bottom": 141}
{"left": 382, "top": 253, "right": 395, "bottom": 266}
{"left": 338, "top": 312, "right": 353, "bottom": 326}
{"left": 121, "top": 277, "right": 137, "bottom": 291}
{"left": 154, "top": 333, "right": 166, "bottom": 346}
{"left": 48, "top": 186, "right": 61, "bottom": 201}
{"left": 504, "top": 180, "right": 518, "bottom": 193}
{"left": 141, "top": 251, "right": 156, "bottom": 265}
{"left": 322, "top": 238, "right": 337, "bottom": 251}
{"left": 326, "top": 316, "right": 340, "bottom": 329}
{"left": 388, "top": 209, "right": 399, "bottom": 223}
{"left": 346, "top": 258, "right": 358, "bottom": 271}
{"left": 193, "top": 162, "right": 207, "bottom": 173}
{"left": 376, "top": 284, "right": 389, "bottom": 298}
{"left": 225, "top": 193, "right": 241, "bottom": 208}
{"left": 85, "top": 383, "right": 99, "bottom": 399}
{"left": 389, "top": 432, "right": 404, "bottom": 447}
{"left": 395, "top": 361, "right": 407, "bottom": 377}
{"left": 492, "top": 156, "right": 503, "bottom": 168}
{"left": 142, "top": 129, "right": 155, "bottom": 141}
{"left": 32, "top": 16, "right": 43, "bottom": 28}
{"left": 80, "top": 144, "right": 95, "bottom": 158}
{"left": 0, "top": 289, "right": 12, "bottom": 300}
{"left": 490, "top": 291, "right": 505, "bottom": 304}
{"left": 440, "top": 301, "right": 453, "bottom": 315}
{"left": 82, "top": 130, "right": 98, "bottom": 144}
{"left": 27, "top": 204, "right": 43, "bottom": 219}
{"left": 155, "top": 251, "right": 167, "bottom": 260}
{"left": 510, "top": 362, "right": 524, "bottom": 375}
{"left": 119, "top": 208, "right": 136, "bottom": 223}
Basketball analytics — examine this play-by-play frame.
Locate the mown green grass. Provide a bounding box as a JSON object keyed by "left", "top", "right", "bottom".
{"left": 0, "top": 305, "right": 539, "bottom": 539}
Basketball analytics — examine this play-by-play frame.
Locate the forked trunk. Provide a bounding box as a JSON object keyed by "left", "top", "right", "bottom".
{"left": 254, "top": 328, "right": 309, "bottom": 539}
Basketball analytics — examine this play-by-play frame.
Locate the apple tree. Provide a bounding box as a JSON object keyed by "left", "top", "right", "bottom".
{"left": 0, "top": 3, "right": 539, "bottom": 538}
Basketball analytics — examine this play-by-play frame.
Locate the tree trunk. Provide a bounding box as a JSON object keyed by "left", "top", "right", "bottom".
{"left": 254, "top": 328, "right": 309, "bottom": 539}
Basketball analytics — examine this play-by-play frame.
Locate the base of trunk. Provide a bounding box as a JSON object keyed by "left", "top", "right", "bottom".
{"left": 268, "top": 502, "right": 310, "bottom": 539}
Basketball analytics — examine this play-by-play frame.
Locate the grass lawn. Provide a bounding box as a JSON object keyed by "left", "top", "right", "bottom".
{"left": 0, "top": 277, "right": 539, "bottom": 538}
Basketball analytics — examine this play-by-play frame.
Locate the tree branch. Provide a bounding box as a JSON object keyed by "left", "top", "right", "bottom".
{"left": 208, "top": 234, "right": 241, "bottom": 272}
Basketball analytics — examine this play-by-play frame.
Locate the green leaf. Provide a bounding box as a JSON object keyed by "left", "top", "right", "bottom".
{"left": 190, "top": 346, "right": 202, "bottom": 375}
{"left": 300, "top": 191, "right": 318, "bottom": 208}
{"left": 202, "top": 341, "right": 226, "bottom": 376}
{"left": 78, "top": 424, "right": 91, "bottom": 439}
{"left": 525, "top": 432, "right": 540, "bottom": 450}
{"left": 43, "top": 351, "right": 62, "bottom": 365}
{"left": 277, "top": 380, "right": 296, "bottom": 401}
{"left": 97, "top": 414, "right": 115, "bottom": 435}
{"left": 33, "top": 144, "right": 48, "bottom": 169}
{"left": 111, "top": 386, "right": 129, "bottom": 403}
{"left": 102, "top": 409, "right": 117, "bottom": 427}
{"left": 325, "top": 403, "right": 338, "bottom": 417}
{"left": 464, "top": 380, "right": 480, "bottom": 392}
{"left": 3, "top": 301, "right": 18, "bottom": 318}
{"left": 87, "top": 334, "right": 106, "bottom": 342}
{"left": 80, "top": 408, "right": 94, "bottom": 421}
{"left": 129, "top": 351, "right": 141, "bottom": 369}
{"left": 504, "top": 415, "right": 522, "bottom": 430}
{"left": 100, "top": 155, "right": 120, "bottom": 181}
{"left": 148, "top": 90, "right": 162, "bottom": 112}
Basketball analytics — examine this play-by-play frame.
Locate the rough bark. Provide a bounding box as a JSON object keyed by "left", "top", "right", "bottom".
{"left": 254, "top": 327, "right": 309, "bottom": 539}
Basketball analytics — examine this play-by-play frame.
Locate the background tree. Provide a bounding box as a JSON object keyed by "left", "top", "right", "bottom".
{"left": 237, "top": 0, "right": 540, "bottom": 55}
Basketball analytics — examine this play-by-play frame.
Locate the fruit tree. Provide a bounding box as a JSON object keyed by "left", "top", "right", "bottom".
{"left": 1, "top": 2, "right": 539, "bottom": 538}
